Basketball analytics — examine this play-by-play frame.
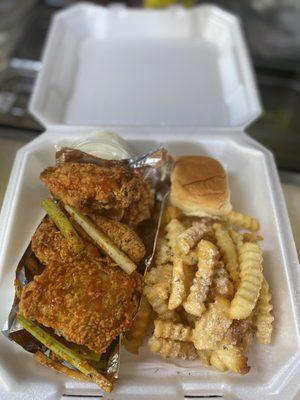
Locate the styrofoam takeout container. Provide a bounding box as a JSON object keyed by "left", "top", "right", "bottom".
{"left": 0, "top": 3, "right": 300, "bottom": 400}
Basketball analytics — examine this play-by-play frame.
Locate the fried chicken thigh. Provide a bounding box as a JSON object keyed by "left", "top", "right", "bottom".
{"left": 40, "top": 162, "right": 154, "bottom": 225}
{"left": 32, "top": 218, "right": 99, "bottom": 265}
{"left": 33, "top": 216, "right": 146, "bottom": 265}
{"left": 19, "top": 258, "right": 141, "bottom": 354}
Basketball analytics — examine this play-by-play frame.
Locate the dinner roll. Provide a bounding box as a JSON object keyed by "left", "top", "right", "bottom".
{"left": 170, "top": 156, "right": 232, "bottom": 218}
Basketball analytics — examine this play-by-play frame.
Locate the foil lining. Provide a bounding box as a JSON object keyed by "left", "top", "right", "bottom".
{"left": 2, "top": 145, "right": 172, "bottom": 389}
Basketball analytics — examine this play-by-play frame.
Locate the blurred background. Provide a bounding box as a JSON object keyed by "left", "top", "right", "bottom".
{"left": 0, "top": 0, "right": 299, "bottom": 252}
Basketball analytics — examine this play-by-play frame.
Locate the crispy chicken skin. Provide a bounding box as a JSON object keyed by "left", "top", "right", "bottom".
{"left": 40, "top": 162, "right": 153, "bottom": 224}
{"left": 19, "top": 258, "right": 141, "bottom": 354}
{"left": 33, "top": 217, "right": 145, "bottom": 265}
{"left": 90, "top": 215, "right": 145, "bottom": 263}
{"left": 32, "top": 218, "right": 99, "bottom": 265}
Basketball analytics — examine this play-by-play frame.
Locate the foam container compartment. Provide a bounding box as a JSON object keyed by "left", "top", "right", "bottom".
{"left": 0, "top": 3, "right": 300, "bottom": 400}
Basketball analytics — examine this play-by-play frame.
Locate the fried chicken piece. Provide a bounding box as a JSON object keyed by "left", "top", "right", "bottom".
{"left": 32, "top": 218, "right": 99, "bottom": 265}
{"left": 89, "top": 215, "right": 145, "bottom": 263}
{"left": 33, "top": 216, "right": 145, "bottom": 265}
{"left": 123, "top": 185, "right": 155, "bottom": 225}
{"left": 40, "top": 162, "right": 153, "bottom": 225}
{"left": 19, "top": 258, "right": 141, "bottom": 354}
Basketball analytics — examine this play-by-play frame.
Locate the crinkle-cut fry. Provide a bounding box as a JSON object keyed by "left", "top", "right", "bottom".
{"left": 223, "top": 318, "right": 254, "bottom": 349}
{"left": 122, "top": 296, "right": 153, "bottom": 354}
{"left": 228, "top": 230, "right": 243, "bottom": 251}
{"left": 155, "top": 237, "right": 172, "bottom": 265}
{"left": 35, "top": 351, "right": 92, "bottom": 382}
{"left": 182, "top": 249, "right": 198, "bottom": 266}
{"left": 168, "top": 249, "right": 187, "bottom": 310}
{"left": 198, "top": 350, "right": 212, "bottom": 366}
{"left": 158, "top": 310, "right": 181, "bottom": 322}
{"left": 165, "top": 219, "right": 185, "bottom": 249}
{"left": 184, "top": 312, "right": 197, "bottom": 327}
{"left": 154, "top": 239, "right": 197, "bottom": 266}
{"left": 211, "top": 345, "right": 250, "bottom": 375}
{"left": 255, "top": 277, "right": 274, "bottom": 344}
{"left": 168, "top": 258, "right": 195, "bottom": 312}
{"left": 227, "top": 210, "right": 260, "bottom": 232}
{"left": 177, "top": 222, "right": 213, "bottom": 255}
{"left": 192, "top": 297, "right": 232, "bottom": 350}
{"left": 209, "top": 263, "right": 235, "bottom": 301}
{"left": 144, "top": 263, "right": 173, "bottom": 287}
{"left": 230, "top": 242, "right": 263, "bottom": 319}
{"left": 154, "top": 319, "right": 193, "bottom": 342}
{"left": 183, "top": 240, "right": 219, "bottom": 317}
{"left": 243, "top": 232, "right": 263, "bottom": 243}
{"left": 210, "top": 352, "right": 228, "bottom": 372}
{"left": 161, "top": 206, "right": 182, "bottom": 226}
{"left": 148, "top": 336, "right": 198, "bottom": 360}
{"left": 214, "top": 224, "right": 239, "bottom": 285}
{"left": 144, "top": 263, "right": 173, "bottom": 314}
{"left": 144, "top": 284, "right": 169, "bottom": 315}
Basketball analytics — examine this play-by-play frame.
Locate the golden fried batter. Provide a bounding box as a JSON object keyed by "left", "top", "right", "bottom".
{"left": 40, "top": 163, "right": 153, "bottom": 225}
{"left": 32, "top": 218, "right": 99, "bottom": 265}
{"left": 90, "top": 215, "right": 145, "bottom": 263}
{"left": 19, "top": 258, "right": 141, "bottom": 354}
{"left": 33, "top": 216, "right": 145, "bottom": 265}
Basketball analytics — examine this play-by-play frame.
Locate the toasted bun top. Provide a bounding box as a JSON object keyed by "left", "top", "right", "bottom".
{"left": 170, "top": 156, "right": 231, "bottom": 217}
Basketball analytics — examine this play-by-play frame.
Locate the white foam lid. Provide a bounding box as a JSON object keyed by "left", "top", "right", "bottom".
{"left": 29, "top": 3, "right": 261, "bottom": 129}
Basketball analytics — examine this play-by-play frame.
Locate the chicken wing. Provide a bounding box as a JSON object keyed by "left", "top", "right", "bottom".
{"left": 40, "top": 162, "right": 153, "bottom": 225}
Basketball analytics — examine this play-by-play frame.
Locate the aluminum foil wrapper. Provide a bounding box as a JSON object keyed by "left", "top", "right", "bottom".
{"left": 2, "top": 146, "right": 172, "bottom": 389}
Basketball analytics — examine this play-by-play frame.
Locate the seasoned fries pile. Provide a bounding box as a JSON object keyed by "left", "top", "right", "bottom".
{"left": 123, "top": 206, "right": 274, "bottom": 375}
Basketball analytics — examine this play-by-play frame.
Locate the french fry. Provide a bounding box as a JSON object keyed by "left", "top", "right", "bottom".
{"left": 164, "top": 219, "right": 188, "bottom": 310}
{"left": 165, "top": 219, "right": 185, "bottom": 249}
{"left": 148, "top": 336, "right": 198, "bottom": 360}
{"left": 177, "top": 222, "right": 213, "bottom": 255}
{"left": 184, "top": 312, "right": 197, "bottom": 327}
{"left": 144, "top": 263, "right": 173, "bottom": 287}
{"left": 211, "top": 318, "right": 252, "bottom": 374}
{"left": 198, "top": 350, "right": 212, "bottom": 366}
{"left": 42, "top": 199, "right": 84, "bottom": 254}
{"left": 64, "top": 205, "right": 136, "bottom": 274}
{"left": 228, "top": 230, "right": 243, "bottom": 251}
{"left": 18, "top": 315, "right": 113, "bottom": 393}
{"left": 161, "top": 206, "right": 182, "bottom": 226}
{"left": 210, "top": 351, "right": 227, "bottom": 372}
{"left": 168, "top": 249, "right": 187, "bottom": 310}
{"left": 35, "top": 351, "right": 92, "bottom": 382}
{"left": 154, "top": 319, "right": 193, "bottom": 342}
{"left": 182, "top": 249, "right": 198, "bottom": 266}
{"left": 230, "top": 242, "right": 263, "bottom": 319}
{"left": 243, "top": 232, "right": 263, "bottom": 243}
{"left": 210, "top": 318, "right": 252, "bottom": 374}
{"left": 155, "top": 237, "right": 172, "bottom": 265}
{"left": 192, "top": 297, "right": 232, "bottom": 350}
{"left": 183, "top": 240, "right": 219, "bottom": 317}
{"left": 211, "top": 345, "right": 250, "bottom": 375}
{"left": 223, "top": 318, "right": 254, "bottom": 349}
{"left": 144, "top": 263, "right": 173, "bottom": 314}
{"left": 208, "top": 263, "right": 235, "bottom": 300}
{"left": 144, "top": 284, "right": 169, "bottom": 315}
{"left": 214, "top": 224, "right": 239, "bottom": 286}
{"left": 158, "top": 310, "right": 181, "bottom": 322}
{"left": 122, "top": 296, "right": 153, "bottom": 354}
{"left": 255, "top": 277, "right": 274, "bottom": 344}
{"left": 227, "top": 210, "right": 260, "bottom": 232}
